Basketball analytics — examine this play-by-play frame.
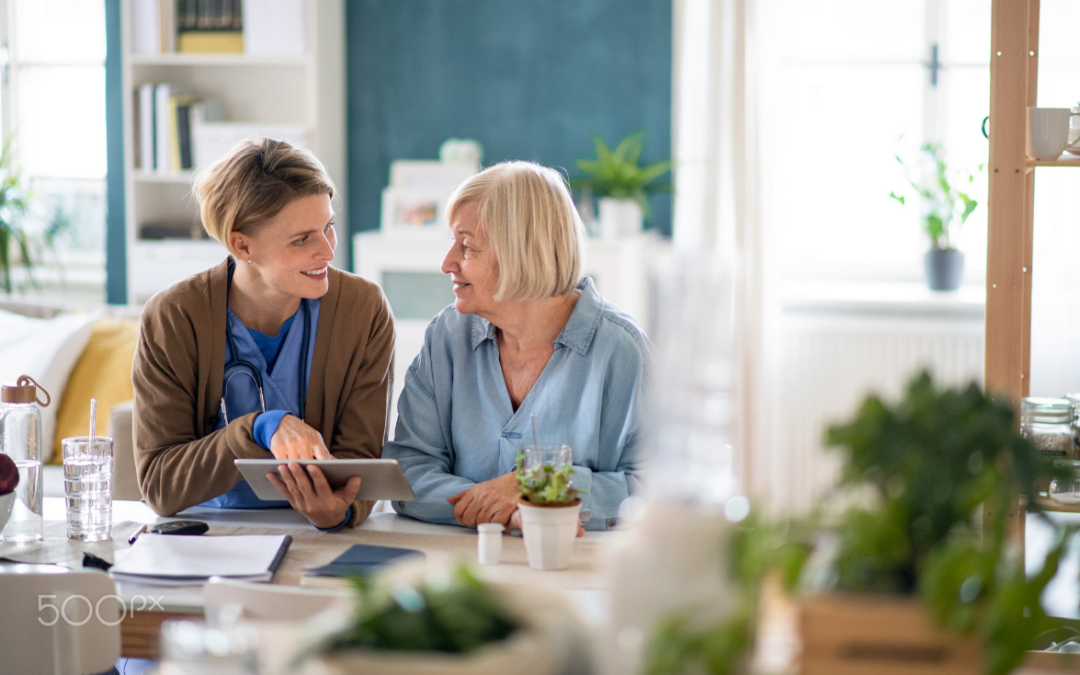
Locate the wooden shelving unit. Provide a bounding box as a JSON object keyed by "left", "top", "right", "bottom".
{"left": 987, "top": 0, "right": 1080, "bottom": 525}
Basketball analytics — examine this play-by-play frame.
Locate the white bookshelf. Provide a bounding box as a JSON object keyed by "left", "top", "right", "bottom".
{"left": 120, "top": 0, "right": 347, "bottom": 304}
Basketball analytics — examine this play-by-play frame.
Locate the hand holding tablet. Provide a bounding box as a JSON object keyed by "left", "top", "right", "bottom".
{"left": 234, "top": 458, "right": 415, "bottom": 502}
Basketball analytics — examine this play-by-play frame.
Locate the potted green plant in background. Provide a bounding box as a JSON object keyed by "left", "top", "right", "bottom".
{"left": 0, "top": 139, "right": 61, "bottom": 293}
{"left": 890, "top": 141, "right": 983, "bottom": 292}
{"left": 515, "top": 445, "right": 583, "bottom": 571}
{"left": 574, "top": 130, "right": 672, "bottom": 239}
{"left": 643, "top": 372, "right": 1076, "bottom": 675}
{"left": 305, "top": 564, "right": 571, "bottom": 675}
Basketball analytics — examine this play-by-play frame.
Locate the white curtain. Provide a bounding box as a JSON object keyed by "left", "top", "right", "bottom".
{"left": 671, "top": 0, "right": 777, "bottom": 507}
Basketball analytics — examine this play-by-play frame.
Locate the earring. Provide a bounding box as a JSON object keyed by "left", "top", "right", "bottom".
{"left": 247, "top": 259, "right": 253, "bottom": 265}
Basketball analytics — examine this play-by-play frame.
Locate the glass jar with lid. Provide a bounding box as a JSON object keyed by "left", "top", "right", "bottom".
{"left": 1064, "top": 393, "right": 1080, "bottom": 460}
{"left": 1021, "top": 397, "right": 1073, "bottom": 496}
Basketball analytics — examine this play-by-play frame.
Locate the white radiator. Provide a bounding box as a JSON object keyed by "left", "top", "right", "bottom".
{"left": 758, "top": 310, "right": 985, "bottom": 516}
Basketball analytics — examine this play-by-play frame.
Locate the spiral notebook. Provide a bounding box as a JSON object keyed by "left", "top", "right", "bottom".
{"left": 109, "top": 533, "right": 292, "bottom": 586}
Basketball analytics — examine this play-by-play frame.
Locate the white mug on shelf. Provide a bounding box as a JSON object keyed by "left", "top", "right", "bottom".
{"left": 1026, "top": 107, "right": 1079, "bottom": 160}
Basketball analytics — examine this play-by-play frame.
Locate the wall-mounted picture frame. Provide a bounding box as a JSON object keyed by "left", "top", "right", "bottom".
{"left": 380, "top": 187, "right": 451, "bottom": 234}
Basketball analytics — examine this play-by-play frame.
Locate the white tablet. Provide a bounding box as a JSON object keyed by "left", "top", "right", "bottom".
{"left": 234, "top": 459, "right": 416, "bottom": 502}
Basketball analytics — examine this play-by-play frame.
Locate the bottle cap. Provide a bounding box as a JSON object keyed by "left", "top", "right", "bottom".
{"left": 1, "top": 375, "right": 51, "bottom": 406}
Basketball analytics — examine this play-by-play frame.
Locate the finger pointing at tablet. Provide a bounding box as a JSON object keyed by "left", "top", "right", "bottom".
{"left": 269, "top": 414, "right": 331, "bottom": 460}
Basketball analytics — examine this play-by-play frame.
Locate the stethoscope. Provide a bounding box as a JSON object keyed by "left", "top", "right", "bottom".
{"left": 220, "top": 262, "right": 312, "bottom": 426}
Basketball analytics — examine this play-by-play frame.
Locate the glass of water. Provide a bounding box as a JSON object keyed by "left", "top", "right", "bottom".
{"left": 62, "top": 436, "right": 113, "bottom": 541}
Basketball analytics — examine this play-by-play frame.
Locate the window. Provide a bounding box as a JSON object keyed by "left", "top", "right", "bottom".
{"left": 0, "top": 0, "right": 107, "bottom": 296}
{"left": 757, "top": 0, "right": 991, "bottom": 285}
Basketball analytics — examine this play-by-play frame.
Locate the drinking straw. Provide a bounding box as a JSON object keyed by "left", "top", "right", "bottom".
{"left": 89, "top": 398, "right": 97, "bottom": 444}
{"left": 530, "top": 412, "right": 543, "bottom": 452}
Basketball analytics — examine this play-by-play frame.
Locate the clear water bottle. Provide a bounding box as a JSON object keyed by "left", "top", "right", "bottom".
{"left": 0, "top": 375, "right": 50, "bottom": 543}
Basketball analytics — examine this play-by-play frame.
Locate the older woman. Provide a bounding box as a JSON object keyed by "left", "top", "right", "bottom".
{"left": 133, "top": 137, "right": 395, "bottom": 531}
{"left": 383, "top": 161, "right": 651, "bottom": 531}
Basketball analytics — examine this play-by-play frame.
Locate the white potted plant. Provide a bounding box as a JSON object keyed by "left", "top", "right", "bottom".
{"left": 515, "top": 445, "right": 582, "bottom": 571}
{"left": 574, "top": 131, "right": 672, "bottom": 239}
{"left": 889, "top": 141, "right": 983, "bottom": 292}
{"left": 300, "top": 564, "right": 567, "bottom": 675}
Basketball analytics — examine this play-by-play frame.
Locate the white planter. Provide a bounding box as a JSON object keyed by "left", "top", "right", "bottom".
{"left": 517, "top": 500, "right": 582, "bottom": 571}
{"left": 598, "top": 197, "right": 643, "bottom": 239}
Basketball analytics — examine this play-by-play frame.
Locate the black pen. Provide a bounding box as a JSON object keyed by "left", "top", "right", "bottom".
{"left": 128, "top": 524, "right": 148, "bottom": 546}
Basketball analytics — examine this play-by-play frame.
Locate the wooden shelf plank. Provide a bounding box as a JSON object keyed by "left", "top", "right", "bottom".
{"left": 130, "top": 54, "right": 311, "bottom": 67}
{"left": 1025, "top": 156, "right": 1080, "bottom": 167}
{"left": 1031, "top": 496, "right": 1080, "bottom": 514}
{"left": 131, "top": 171, "right": 194, "bottom": 184}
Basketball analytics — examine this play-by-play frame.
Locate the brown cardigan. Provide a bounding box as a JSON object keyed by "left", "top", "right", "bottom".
{"left": 132, "top": 258, "right": 395, "bottom": 526}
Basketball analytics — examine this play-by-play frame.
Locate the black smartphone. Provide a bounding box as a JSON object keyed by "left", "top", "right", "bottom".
{"left": 149, "top": 520, "right": 209, "bottom": 536}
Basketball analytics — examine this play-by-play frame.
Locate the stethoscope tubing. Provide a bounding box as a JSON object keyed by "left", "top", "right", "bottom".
{"left": 221, "top": 262, "right": 312, "bottom": 426}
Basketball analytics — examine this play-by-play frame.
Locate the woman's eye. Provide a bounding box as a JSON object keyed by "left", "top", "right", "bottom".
{"left": 293, "top": 237, "right": 307, "bottom": 246}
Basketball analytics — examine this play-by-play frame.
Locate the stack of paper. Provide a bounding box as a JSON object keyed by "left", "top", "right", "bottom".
{"left": 110, "top": 534, "right": 291, "bottom": 587}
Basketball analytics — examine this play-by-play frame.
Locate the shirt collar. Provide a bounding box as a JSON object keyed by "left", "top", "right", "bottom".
{"left": 469, "top": 277, "right": 602, "bottom": 356}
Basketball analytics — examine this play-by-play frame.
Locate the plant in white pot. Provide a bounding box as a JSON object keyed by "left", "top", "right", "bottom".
{"left": 574, "top": 130, "right": 672, "bottom": 239}
{"left": 889, "top": 141, "right": 983, "bottom": 292}
{"left": 300, "top": 564, "right": 568, "bottom": 675}
{"left": 515, "top": 445, "right": 583, "bottom": 571}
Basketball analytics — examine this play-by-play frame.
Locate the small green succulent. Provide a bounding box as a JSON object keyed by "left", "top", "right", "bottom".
{"left": 515, "top": 452, "right": 582, "bottom": 505}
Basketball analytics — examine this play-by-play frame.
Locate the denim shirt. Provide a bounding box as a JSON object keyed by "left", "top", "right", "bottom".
{"left": 383, "top": 277, "right": 652, "bottom": 531}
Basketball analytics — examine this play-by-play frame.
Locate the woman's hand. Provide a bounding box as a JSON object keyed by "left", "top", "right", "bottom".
{"left": 508, "top": 509, "right": 585, "bottom": 537}
{"left": 269, "top": 414, "right": 331, "bottom": 460}
{"left": 268, "top": 463, "right": 361, "bottom": 529}
{"left": 447, "top": 473, "right": 520, "bottom": 527}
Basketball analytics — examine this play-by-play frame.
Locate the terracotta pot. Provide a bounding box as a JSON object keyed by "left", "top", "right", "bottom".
{"left": 517, "top": 500, "right": 582, "bottom": 571}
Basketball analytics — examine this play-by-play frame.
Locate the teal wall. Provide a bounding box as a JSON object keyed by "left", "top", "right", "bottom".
{"left": 105, "top": 1, "right": 674, "bottom": 301}
{"left": 345, "top": 0, "right": 673, "bottom": 248}
{"left": 104, "top": 0, "right": 126, "bottom": 303}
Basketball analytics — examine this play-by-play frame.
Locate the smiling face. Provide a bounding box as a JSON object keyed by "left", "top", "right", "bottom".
{"left": 230, "top": 193, "right": 336, "bottom": 301}
{"left": 441, "top": 200, "right": 500, "bottom": 316}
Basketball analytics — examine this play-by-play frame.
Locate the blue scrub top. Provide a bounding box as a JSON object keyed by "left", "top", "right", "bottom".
{"left": 201, "top": 298, "right": 321, "bottom": 509}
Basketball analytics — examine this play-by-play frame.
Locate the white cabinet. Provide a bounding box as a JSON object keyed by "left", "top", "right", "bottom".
{"left": 353, "top": 231, "right": 669, "bottom": 430}
{"left": 120, "top": 0, "right": 346, "bottom": 304}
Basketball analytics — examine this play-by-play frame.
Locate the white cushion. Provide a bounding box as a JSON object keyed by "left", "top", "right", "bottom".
{"left": 0, "top": 309, "right": 99, "bottom": 462}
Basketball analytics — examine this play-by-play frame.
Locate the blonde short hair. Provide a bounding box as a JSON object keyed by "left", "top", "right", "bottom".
{"left": 446, "top": 161, "right": 584, "bottom": 302}
{"left": 193, "top": 136, "right": 335, "bottom": 257}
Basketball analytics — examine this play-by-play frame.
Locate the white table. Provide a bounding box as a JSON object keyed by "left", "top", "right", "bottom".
{"left": 2, "top": 499, "right": 614, "bottom": 658}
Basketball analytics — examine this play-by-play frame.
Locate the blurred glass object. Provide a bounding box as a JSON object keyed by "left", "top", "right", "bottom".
{"left": 647, "top": 250, "right": 739, "bottom": 505}
{"left": 159, "top": 618, "right": 258, "bottom": 675}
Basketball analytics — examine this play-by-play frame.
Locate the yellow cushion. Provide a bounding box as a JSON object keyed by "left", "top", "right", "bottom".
{"left": 50, "top": 317, "right": 140, "bottom": 464}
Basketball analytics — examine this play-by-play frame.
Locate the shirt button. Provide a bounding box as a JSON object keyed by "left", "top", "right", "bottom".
{"left": 607, "top": 518, "right": 618, "bottom": 528}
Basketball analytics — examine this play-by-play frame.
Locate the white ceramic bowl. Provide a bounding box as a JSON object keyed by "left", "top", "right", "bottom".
{"left": 0, "top": 491, "right": 14, "bottom": 533}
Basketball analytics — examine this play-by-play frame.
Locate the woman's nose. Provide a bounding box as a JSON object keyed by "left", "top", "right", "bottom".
{"left": 441, "top": 246, "right": 458, "bottom": 275}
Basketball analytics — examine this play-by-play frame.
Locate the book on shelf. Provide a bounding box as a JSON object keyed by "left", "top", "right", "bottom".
{"left": 177, "top": 0, "right": 244, "bottom": 53}
{"left": 136, "top": 83, "right": 225, "bottom": 173}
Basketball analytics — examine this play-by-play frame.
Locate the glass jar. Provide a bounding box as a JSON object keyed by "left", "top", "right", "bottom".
{"left": 1021, "top": 397, "right": 1073, "bottom": 496}
{"left": 1064, "top": 393, "right": 1080, "bottom": 460}
{"left": 0, "top": 376, "right": 49, "bottom": 543}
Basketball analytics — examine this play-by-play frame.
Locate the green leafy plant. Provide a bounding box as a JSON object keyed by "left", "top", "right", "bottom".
{"left": 573, "top": 130, "right": 672, "bottom": 218}
{"left": 515, "top": 452, "right": 581, "bottom": 505}
{"left": 889, "top": 140, "right": 983, "bottom": 251}
{"left": 644, "top": 515, "right": 812, "bottom": 675}
{"left": 825, "top": 372, "right": 1073, "bottom": 674}
{"left": 321, "top": 564, "right": 519, "bottom": 655}
{"left": 0, "top": 137, "right": 59, "bottom": 293}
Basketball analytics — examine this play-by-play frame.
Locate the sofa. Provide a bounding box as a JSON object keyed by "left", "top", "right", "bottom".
{"left": 0, "top": 296, "right": 142, "bottom": 502}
